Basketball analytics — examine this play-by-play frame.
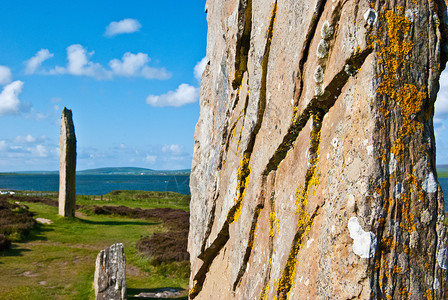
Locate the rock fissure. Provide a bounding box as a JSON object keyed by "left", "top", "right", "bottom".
{"left": 263, "top": 45, "right": 373, "bottom": 176}
{"left": 233, "top": 0, "right": 253, "bottom": 91}
{"left": 232, "top": 202, "right": 264, "bottom": 291}
{"left": 190, "top": 3, "right": 278, "bottom": 298}
{"left": 200, "top": 191, "right": 218, "bottom": 254}
{"left": 292, "top": 0, "right": 327, "bottom": 108}
{"left": 276, "top": 111, "right": 323, "bottom": 300}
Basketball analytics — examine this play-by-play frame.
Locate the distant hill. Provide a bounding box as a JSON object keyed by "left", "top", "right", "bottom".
{"left": 5, "top": 167, "right": 190, "bottom": 176}
{"left": 77, "top": 167, "right": 190, "bottom": 176}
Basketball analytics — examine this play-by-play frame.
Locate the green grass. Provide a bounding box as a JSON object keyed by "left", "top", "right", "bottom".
{"left": 437, "top": 171, "right": 448, "bottom": 178}
{"left": 11, "top": 190, "right": 191, "bottom": 211}
{"left": 0, "top": 196, "right": 189, "bottom": 299}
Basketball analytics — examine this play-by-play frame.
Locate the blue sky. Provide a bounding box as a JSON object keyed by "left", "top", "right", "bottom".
{"left": 0, "top": 0, "right": 207, "bottom": 171}
{"left": 0, "top": 1, "right": 448, "bottom": 172}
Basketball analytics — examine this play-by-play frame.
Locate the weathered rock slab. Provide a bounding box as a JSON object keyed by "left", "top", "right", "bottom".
{"left": 189, "top": 0, "right": 448, "bottom": 299}
{"left": 94, "top": 243, "right": 126, "bottom": 300}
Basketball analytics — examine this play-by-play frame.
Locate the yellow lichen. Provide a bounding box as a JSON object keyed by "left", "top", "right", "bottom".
{"left": 261, "top": 282, "right": 270, "bottom": 300}
{"left": 375, "top": 8, "right": 427, "bottom": 162}
{"left": 229, "top": 152, "right": 251, "bottom": 224}
{"left": 424, "top": 289, "right": 433, "bottom": 300}
{"left": 276, "top": 113, "right": 322, "bottom": 299}
{"left": 269, "top": 212, "right": 280, "bottom": 237}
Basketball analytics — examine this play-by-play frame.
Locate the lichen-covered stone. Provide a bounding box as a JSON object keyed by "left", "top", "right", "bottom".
{"left": 189, "top": 1, "right": 448, "bottom": 299}
{"left": 94, "top": 243, "right": 126, "bottom": 300}
{"left": 58, "top": 107, "right": 76, "bottom": 217}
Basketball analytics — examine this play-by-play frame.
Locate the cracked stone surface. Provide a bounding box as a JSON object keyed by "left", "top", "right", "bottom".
{"left": 94, "top": 243, "right": 127, "bottom": 300}
{"left": 58, "top": 107, "right": 76, "bottom": 217}
{"left": 189, "top": 0, "right": 448, "bottom": 299}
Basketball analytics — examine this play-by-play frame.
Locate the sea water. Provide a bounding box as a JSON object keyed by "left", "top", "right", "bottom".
{"left": 1, "top": 174, "right": 448, "bottom": 211}
{"left": 0, "top": 174, "right": 190, "bottom": 195}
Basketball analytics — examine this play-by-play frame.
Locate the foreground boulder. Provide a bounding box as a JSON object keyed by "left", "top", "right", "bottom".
{"left": 189, "top": 0, "right": 448, "bottom": 299}
{"left": 94, "top": 243, "right": 126, "bottom": 300}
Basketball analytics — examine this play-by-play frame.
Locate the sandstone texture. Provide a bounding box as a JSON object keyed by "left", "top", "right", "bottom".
{"left": 189, "top": 0, "right": 448, "bottom": 299}
{"left": 94, "top": 243, "right": 127, "bottom": 300}
{"left": 58, "top": 107, "right": 76, "bottom": 217}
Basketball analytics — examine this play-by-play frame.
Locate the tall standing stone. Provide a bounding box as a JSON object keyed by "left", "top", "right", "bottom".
{"left": 59, "top": 107, "right": 76, "bottom": 217}
{"left": 189, "top": 1, "right": 448, "bottom": 299}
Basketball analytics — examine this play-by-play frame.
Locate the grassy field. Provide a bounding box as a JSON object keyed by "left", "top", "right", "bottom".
{"left": 0, "top": 191, "right": 190, "bottom": 299}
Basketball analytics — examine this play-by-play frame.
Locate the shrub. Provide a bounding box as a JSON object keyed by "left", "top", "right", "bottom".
{"left": 0, "top": 196, "right": 36, "bottom": 246}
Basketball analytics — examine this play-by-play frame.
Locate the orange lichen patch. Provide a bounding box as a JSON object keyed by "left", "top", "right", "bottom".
{"left": 374, "top": 8, "right": 427, "bottom": 162}
{"left": 383, "top": 197, "right": 393, "bottom": 214}
{"left": 380, "top": 236, "right": 398, "bottom": 250}
{"left": 407, "top": 173, "right": 425, "bottom": 203}
{"left": 424, "top": 289, "right": 433, "bottom": 300}
{"left": 403, "top": 243, "right": 410, "bottom": 254}
{"left": 399, "top": 194, "right": 416, "bottom": 233}
{"left": 392, "top": 265, "right": 402, "bottom": 274}
{"left": 399, "top": 286, "right": 410, "bottom": 296}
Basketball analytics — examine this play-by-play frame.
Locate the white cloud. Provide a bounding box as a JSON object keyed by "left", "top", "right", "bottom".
{"left": 435, "top": 70, "right": 448, "bottom": 117}
{"left": 0, "top": 80, "right": 24, "bottom": 116}
{"left": 0, "top": 140, "right": 7, "bottom": 151}
{"left": 25, "top": 49, "right": 54, "bottom": 74}
{"left": 15, "top": 134, "right": 37, "bottom": 143}
{"left": 50, "top": 44, "right": 111, "bottom": 79}
{"left": 51, "top": 97, "right": 62, "bottom": 103}
{"left": 144, "top": 155, "right": 157, "bottom": 164}
{"left": 146, "top": 83, "right": 199, "bottom": 107}
{"left": 105, "top": 18, "right": 142, "bottom": 37}
{"left": 109, "top": 52, "right": 170, "bottom": 79}
{"left": 194, "top": 57, "right": 207, "bottom": 81}
{"left": 47, "top": 44, "right": 169, "bottom": 80}
{"left": 33, "top": 144, "right": 48, "bottom": 157}
{"left": 0, "top": 66, "right": 12, "bottom": 85}
{"left": 162, "top": 144, "right": 182, "bottom": 154}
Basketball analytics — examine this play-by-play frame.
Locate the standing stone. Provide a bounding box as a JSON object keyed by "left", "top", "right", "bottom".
{"left": 94, "top": 243, "right": 127, "bottom": 300}
{"left": 58, "top": 107, "right": 77, "bottom": 217}
{"left": 189, "top": 1, "right": 448, "bottom": 299}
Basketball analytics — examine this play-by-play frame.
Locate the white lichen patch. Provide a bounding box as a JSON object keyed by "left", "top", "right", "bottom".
{"left": 393, "top": 182, "right": 403, "bottom": 199}
{"left": 423, "top": 172, "right": 438, "bottom": 193}
{"left": 317, "top": 40, "right": 329, "bottom": 59}
{"left": 304, "top": 278, "right": 310, "bottom": 286}
{"left": 366, "top": 145, "right": 373, "bottom": 155}
{"left": 321, "top": 20, "right": 334, "bottom": 40}
{"left": 344, "top": 64, "right": 356, "bottom": 77}
{"left": 347, "top": 194, "right": 355, "bottom": 209}
{"left": 364, "top": 8, "right": 378, "bottom": 26}
{"left": 315, "top": 84, "right": 324, "bottom": 96}
{"left": 405, "top": 9, "right": 418, "bottom": 22}
{"left": 388, "top": 154, "right": 397, "bottom": 174}
{"left": 410, "top": 231, "right": 419, "bottom": 249}
{"left": 421, "top": 209, "right": 432, "bottom": 225}
{"left": 332, "top": 137, "right": 338, "bottom": 148}
{"left": 348, "top": 217, "right": 377, "bottom": 258}
{"left": 314, "top": 65, "right": 324, "bottom": 83}
{"left": 437, "top": 246, "right": 447, "bottom": 270}
{"left": 306, "top": 238, "right": 315, "bottom": 249}
{"left": 434, "top": 278, "right": 440, "bottom": 290}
